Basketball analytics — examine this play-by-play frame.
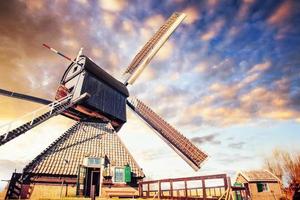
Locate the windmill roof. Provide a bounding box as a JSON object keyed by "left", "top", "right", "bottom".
{"left": 23, "top": 122, "right": 144, "bottom": 177}
{"left": 83, "top": 56, "right": 129, "bottom": 97}
{"left": 239, "top": 170, "right": 279, "bottom": 182}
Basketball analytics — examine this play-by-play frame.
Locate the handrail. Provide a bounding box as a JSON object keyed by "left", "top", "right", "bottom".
{"left": 0, "top": 94, "right": 73, "bottom": 136}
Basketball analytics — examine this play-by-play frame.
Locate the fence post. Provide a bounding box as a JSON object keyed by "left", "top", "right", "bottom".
{"left": 147, "top": 183, "right": 150, "bottom": 198}
{"left": 170, "top": 180, "right": 173, "bottom": 198}
{"left": 139, "top": 182, "right": 143, "bottom": 197}
{"left": 202, "top": 178, "right": 207, "bottom": 200}
{"left": 184, "top": 180, "right": 188, "bottom": 198}
{"left": 158, "top": 180, "right": 161, "bottom": 199}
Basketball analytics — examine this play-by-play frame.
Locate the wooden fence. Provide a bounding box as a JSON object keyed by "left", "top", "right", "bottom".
{"left": 138, "top": 174, "right": 229, "bottom": 199}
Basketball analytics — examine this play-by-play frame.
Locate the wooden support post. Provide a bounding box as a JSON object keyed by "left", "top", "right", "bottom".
{"left": 158, "top": 180, "right": 161, "bottom": 199}
{"left": 170, "top": 181, "right": 173, "bottom": 198}
{"left": 202, "top": 178, "right": 207, "bottom": 200}
{"left": 147, "top": 183, "right": 150, "bottom": 198}
{"left": 139, "top": 182, "right": 143, "bottom": 197}
{"left": 184, "top": 180, "right": 188, "bottom": 198}
{"left": 224, "top": 176, "right": 229, "bottom": 190}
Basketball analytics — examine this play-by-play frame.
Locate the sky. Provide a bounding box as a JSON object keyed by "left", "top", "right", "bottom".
{"left": 0, "top": 0, "right": 300, "bottom": 190}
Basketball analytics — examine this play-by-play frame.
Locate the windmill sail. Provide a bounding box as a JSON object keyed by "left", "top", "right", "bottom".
{"left": 0, "top": 88, "right": 52, "bottom": 105}
{"left": 123, "top": 12, "right": 186, "bottom": 85}
{"left": 127, "top": 98, "right": 207, "bottom": 171}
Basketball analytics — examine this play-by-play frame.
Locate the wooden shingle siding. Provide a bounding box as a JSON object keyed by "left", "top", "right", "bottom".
{"left": 24, "top": 122, "right": 144, "bottom": 177}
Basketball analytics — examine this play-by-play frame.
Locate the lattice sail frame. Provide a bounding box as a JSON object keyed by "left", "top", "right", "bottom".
{"left": 127, "top": 98, "right": 208, "bottom": 171}
{"left": 123, "top": 12, "right": 186, "bottom": 85}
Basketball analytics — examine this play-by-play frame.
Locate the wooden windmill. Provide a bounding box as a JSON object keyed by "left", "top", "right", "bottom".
{"left": 0, "top": 12, "right": 207, "bottom": 199}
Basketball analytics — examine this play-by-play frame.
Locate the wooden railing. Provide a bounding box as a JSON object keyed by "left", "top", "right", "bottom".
{"left": 139, "top": 174, "right": 229, "bottom": 199}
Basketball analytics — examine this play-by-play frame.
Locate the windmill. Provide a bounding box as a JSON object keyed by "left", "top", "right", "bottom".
{"left": 0, "top": 12, "right": 207, "bottom": 172}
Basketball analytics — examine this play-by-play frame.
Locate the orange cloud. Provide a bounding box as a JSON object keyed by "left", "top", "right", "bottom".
{"left": 200, "top": 19, "right": 224, "bottom": 41}
{"left": 182, "top": 7, "right": 200, "bottom": 24}
{"left": 201, "top": 30, "right": 216, "bottom": 41}
{"left": 102, "top": 11, "right": 117, "bottom": 28}
{"left": 180, "top": 72, "right": 298, "bottom": 127}
{"left": 209, "top": 83, "right": 238, "bottom": 99}
{"left": 122, "top": 20, "right": 134, "bottom": 34}
{"left": 248, "top": 61, "right": 271, "bottom": 74}
{"left": 155, "top": 41, "right": 174, "bottom": 61}
{"left": 206, "top": 0, "right": 219, "bottom": 8}
{"left": 24, "top": 0, "right": 44, "bottom": 13}
{"left": 238, "top": 73, "right": 260, "bottom": 88}
{"left": 98, "top": 0, "right": 127, "bottom": 12}
{"left": 134, "top": 65, "right": 156, "bottom": 84}
{"left": 267, "top": 1, "right": 293, "bottom": 25}
{"left": 76, "top": 0, "right": 89, "bottom": 6}
{"left": 91, "top": 48, "right": 103, "bottom": 59}
{"left": 194, "top": 62, "right": 208, "bottom": 73}
{"left": 145, "top": 14, "right": 165, "bottom": 30}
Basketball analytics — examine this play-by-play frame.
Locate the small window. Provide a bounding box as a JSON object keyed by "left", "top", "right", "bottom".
{"left": 73, "top": 66, "right": 78, "bottom": 73}
{"left": 68, "top": 86, "right": 74, "bottom": 93}
{"left": 114, "top": 167, "right": 125, "bottom": 183}
{"left": 257, "top": 182, "right": 268, "bottom": 192}
{"left": 87, "top": 158, "right": 101, "bottom": 165}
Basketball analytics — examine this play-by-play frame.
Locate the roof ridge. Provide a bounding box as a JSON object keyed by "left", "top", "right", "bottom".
{"left": 264, "top": 169, "right": 282, "bottom": 183}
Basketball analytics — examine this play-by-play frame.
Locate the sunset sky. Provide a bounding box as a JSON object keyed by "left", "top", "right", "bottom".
{"left": 0, "top": 0, "right": 300, "bottom": 190}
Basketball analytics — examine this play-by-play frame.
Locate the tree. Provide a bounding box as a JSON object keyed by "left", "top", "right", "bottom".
{"left": 264, "top": 148, "right": 300, "bottom": 199}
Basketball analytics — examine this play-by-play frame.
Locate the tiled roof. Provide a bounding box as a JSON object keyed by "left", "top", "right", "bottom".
{"left": 24, "top": 122, "right": 144, "bottom": 177}
{"left": 239, "top": 170, "right": 279, "bottom": 182}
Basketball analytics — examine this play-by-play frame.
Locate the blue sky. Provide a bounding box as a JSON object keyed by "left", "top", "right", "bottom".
{"left": 0, "top": 0, "right": 300, "bottom": 190}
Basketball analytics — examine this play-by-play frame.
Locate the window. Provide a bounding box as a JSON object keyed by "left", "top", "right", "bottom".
{"left": 73, "top": 66, "right": 78, "bottom": 73}
{"left": 257, "top": 182, "right": 268, "bottom": 192}
{"left": 87, "top": 158, "right": 101, "bottom": 165}
{"left": 114, "top": 167, "right": 125, "bottom": 183}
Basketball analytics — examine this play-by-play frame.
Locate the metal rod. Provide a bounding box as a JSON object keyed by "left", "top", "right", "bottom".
{"left": 0, "top": 88, "right": 51, "bottom": 105}
{"left": 42, "top": 43, "right": 72, "bottom": 61}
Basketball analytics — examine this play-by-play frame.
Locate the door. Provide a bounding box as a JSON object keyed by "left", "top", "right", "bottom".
{"left": 91, "top": 171, "right": 100, "bottom": 197}
{"left": 76, "top": 165, "right": 87, "bottom": 196}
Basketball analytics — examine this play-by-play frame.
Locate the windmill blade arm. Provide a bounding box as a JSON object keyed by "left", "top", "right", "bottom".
{"left": 123, "top": 12, "right": 186, "bottom": 85}
{"left": 0, "top": 88, "right": 52, "bottom": 105}
{"left": 127, "top": 98, "right": 207, "bottom": 171}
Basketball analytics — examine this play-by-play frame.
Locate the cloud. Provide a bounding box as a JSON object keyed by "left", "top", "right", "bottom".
{"left": 24, "top": 0, "right": 44, "bottom": 12}
{"left": 102, "top": 11, "right": 117, "bottom": 28}
{"left": 191, "top": 133, "right": 221, "bottom": 145}
{"left": 200, "top": 19, "right": 224, "bottom": 41}
{"left": 155, "top": 41, "right": 174, "bottom": 61}
{"left": 179, "top": 63, "right": 299, "bottom": 127}
{"left": 194, "top": 62, "right": 208, "bottom": 73}
{"left": 247, "top": 61, "right": 271, "bottom": 74}
{"left": 236, "top": 0, "right": 255, "bottom": 21}
{"left": 267, "top": 1, "right": 293, "bottom": 26}
{"left": 145, "top": 14, "right": 165, "bottom": 30}
{"left": 182, "top": 7, "right": 200, "bottom": 24}
{"left": 217, "top": 153, "right": 255, "bottom": 165}
{"left": 228, "top": 142, "right": 246, "bottom": 149}
{"left": 98, "top": 0, "right": 127, "bottom": 12}
{"left": 76, "top": 0, "right": 89, "bottom": 6}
